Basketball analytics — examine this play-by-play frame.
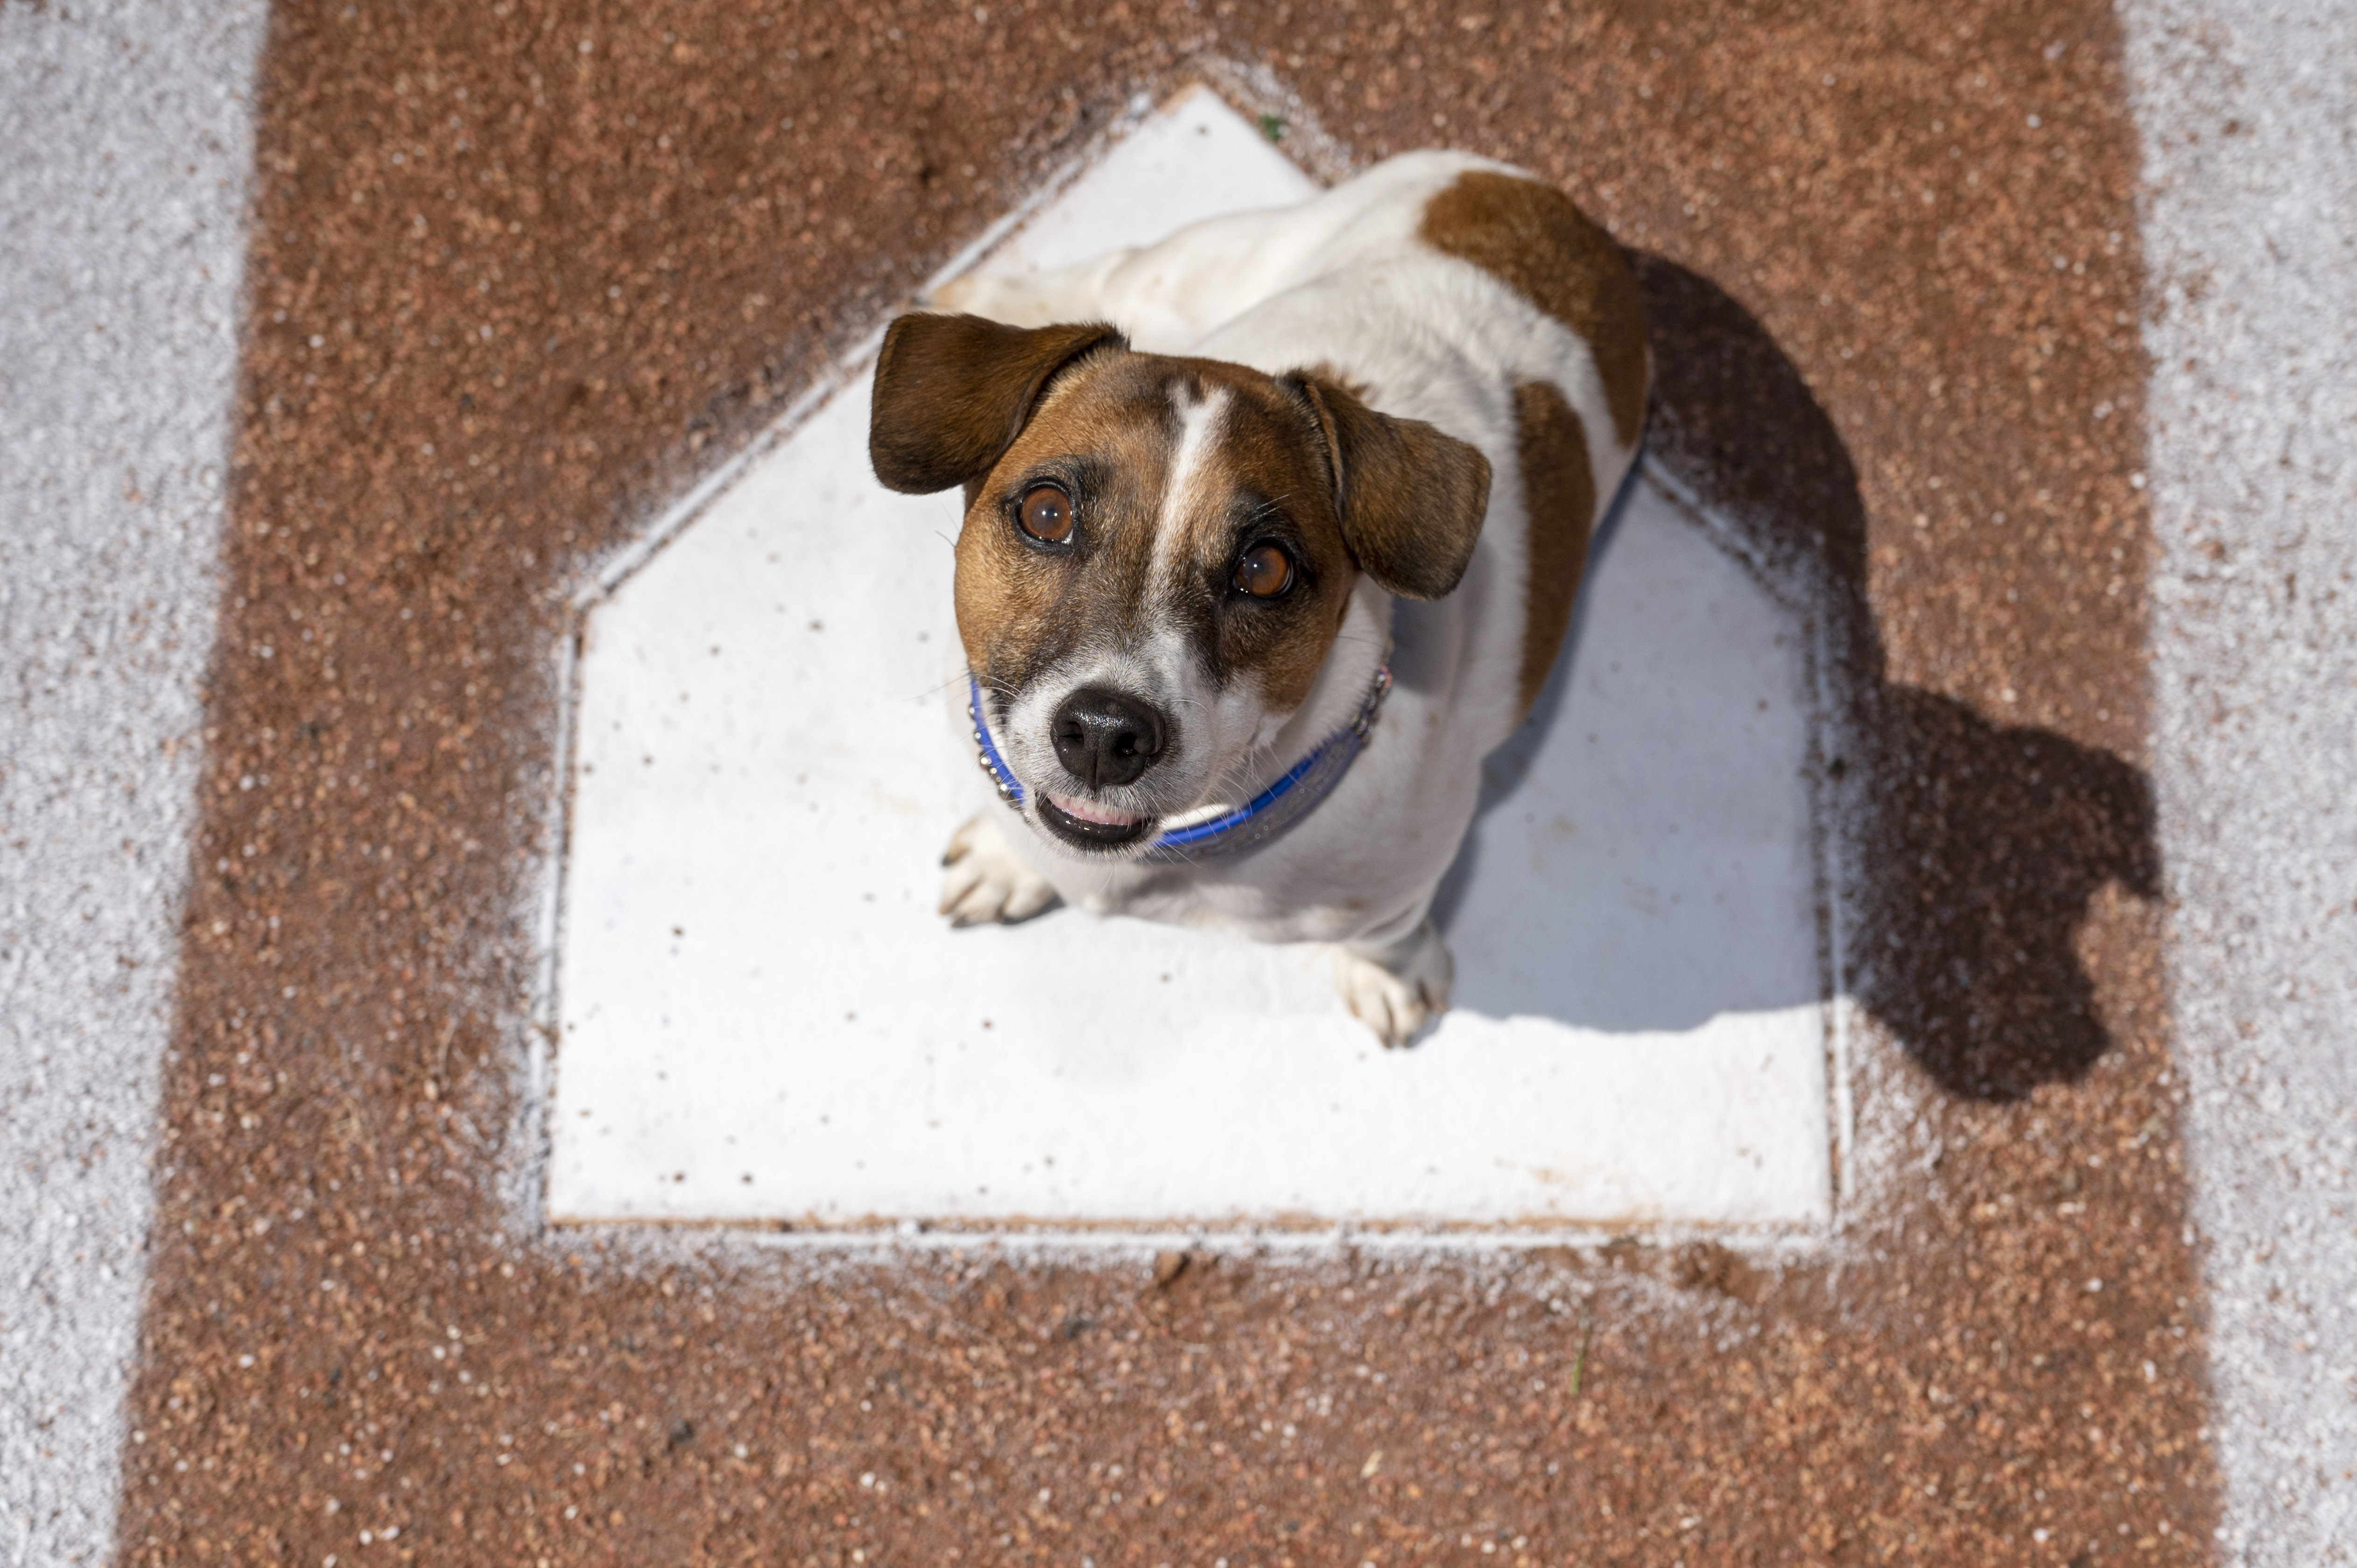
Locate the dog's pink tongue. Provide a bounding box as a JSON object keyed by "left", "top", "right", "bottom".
{"left": 1048, "top": 792, "right": 1140, "bottom": 827}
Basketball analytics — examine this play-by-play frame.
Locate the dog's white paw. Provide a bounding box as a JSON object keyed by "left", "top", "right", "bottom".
{"left": 920, "top": 271, "right": 1041, "bottom": 324}
{"left": 916, "top": 272, "right": 982, "bottom": 314}
{"left": 1331, "top": 920, "right": 1455, "bottom": 1049}
{"left": 922, "top": 259, "right": 1122, "bottom": 328}
{"left": 938, "top": 810, "right": 1059, "bottom": 928}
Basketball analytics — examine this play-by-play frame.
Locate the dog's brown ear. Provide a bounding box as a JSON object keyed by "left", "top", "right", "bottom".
{"left": 1287, "top": 371, "right": 1492, "bottom": 600}
{"left": 869, "top": 313, "right": 1126, "bottom": 494}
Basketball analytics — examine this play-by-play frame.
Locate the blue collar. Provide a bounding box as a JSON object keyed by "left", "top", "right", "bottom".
{"left": 967, "top": 647, "right": 1394, "bottom": 862}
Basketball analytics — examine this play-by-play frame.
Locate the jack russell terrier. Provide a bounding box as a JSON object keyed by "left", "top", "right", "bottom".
{"left": 867, "top": 149, "right": 1647, "bottom": 1047}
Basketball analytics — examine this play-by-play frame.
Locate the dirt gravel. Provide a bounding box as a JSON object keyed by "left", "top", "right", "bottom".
{"left": 119, "top": 1, "right": 2213, "bottom": 1562}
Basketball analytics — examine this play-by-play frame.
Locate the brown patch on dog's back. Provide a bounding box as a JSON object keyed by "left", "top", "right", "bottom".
{"left": 1513, "top": 380, "right": 1597, "bottom": 724}
{"left": 1420, "top": 171, "right": 1648, "bottom": 448}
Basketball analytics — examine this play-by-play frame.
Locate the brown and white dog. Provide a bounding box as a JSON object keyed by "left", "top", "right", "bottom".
{"left": 867, "top": 150, "right": 1646, "bottom": 1046}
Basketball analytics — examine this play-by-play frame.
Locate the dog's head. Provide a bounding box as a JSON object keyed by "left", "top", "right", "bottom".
{"left": 870, "top": 311, "right": 1490, "bottom": 856}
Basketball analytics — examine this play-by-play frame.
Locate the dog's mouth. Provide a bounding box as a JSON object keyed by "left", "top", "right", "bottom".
{"left": 1037, "top": 790, "right": 1157, "bottom": 851}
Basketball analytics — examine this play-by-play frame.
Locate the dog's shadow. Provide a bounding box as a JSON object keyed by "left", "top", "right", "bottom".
{"left": 1430, "top": 256, "right": 2158, "bottom": 1102}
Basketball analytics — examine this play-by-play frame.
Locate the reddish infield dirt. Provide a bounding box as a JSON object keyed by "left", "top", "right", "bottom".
{"left": 122, "top": 1, "right": 2215, "bottom": 1563}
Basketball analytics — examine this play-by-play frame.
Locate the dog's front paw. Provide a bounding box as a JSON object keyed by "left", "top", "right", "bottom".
{"left": 939, "top": 810, "right": 1059, "bottom": 928}
{"left": 1331, "top": 920, "right": 1456, "bottom": 1048}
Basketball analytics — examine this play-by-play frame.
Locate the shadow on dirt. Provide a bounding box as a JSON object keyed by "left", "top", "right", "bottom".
{"left": 1633, "top": 254, "right": 2160, "bottom": 1100}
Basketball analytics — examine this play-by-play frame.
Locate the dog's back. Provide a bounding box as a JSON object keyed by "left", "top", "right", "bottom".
{"left": 1032, "top": 151, "right": 1647, "bottom": 756}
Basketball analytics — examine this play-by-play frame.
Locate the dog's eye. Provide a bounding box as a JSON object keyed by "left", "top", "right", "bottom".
{"left": 1017, "top": 485, "right": 1074, "bottom": 544}
{"left": 1232, "top": 543, "right": 1295, "bottom": 598}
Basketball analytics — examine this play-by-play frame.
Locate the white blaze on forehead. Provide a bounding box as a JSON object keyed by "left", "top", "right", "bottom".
{"left": 1148, "top": 380, "right": 1232, "bottom": 591}
{"left": 999, "top": 380, "right": 1274, "bottom": 820}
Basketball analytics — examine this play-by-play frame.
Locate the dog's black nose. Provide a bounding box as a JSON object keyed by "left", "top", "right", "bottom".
{"left": 1050, "top": 687, "right": 1168, "bottom": 789}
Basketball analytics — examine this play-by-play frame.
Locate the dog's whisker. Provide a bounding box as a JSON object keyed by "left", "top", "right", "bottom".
{"left": 1243, "top": 492, "right": 1300, "bottom": 529}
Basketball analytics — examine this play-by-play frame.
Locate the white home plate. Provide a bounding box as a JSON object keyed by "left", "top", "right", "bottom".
{"left": 545, "top": 87, "right": 1839, "bottom": 1236}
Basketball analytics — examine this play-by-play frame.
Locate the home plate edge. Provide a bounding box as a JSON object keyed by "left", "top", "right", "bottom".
{"left": 536, "top": 84, "right": 1848, "bottom": 1245}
